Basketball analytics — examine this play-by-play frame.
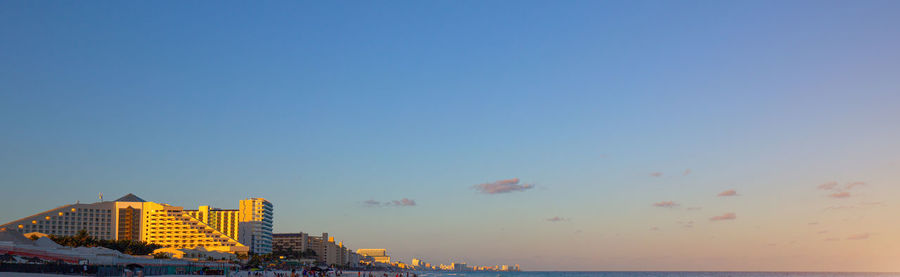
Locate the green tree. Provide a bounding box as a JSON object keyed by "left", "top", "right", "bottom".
{"left": 301, "top": 249, "right": 318, "bottom": 259}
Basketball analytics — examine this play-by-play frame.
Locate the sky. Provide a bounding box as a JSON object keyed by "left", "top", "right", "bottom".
{"left": 2, "top": 0, "right": 900, "bottom": 272}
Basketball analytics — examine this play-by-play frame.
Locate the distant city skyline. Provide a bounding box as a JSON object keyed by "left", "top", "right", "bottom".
{"left": 2, "top": 0, "right": 900, "bottom": 272}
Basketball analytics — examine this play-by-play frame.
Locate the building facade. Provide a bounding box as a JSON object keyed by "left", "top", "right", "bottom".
{"left": 272, "top": 232, "right": 309, "bottom": 255}
{"left": 0, "top": 194, "right": 272, "bottom": 254}
{"left": 238, "top": 198, "right": 274, "bottom": 254}
{"left": 140, "top": 201, "right": 245, "bottom": 253}
{"left": 357, "top": 248, "right": 391, "bottom": 264}
{"left": 273, "top": 232, "right": 361, "bottom": 266}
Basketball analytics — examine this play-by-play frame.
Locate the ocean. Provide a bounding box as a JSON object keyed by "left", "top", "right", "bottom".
{"left": 415, "top": 272, "right": 900, "bottom": 277}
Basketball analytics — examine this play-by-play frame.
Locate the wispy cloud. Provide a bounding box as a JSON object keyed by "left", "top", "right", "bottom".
{"left": 710, "top": 212, "right": 736, "bottom": 221}
{"left": 676, "top": 220, "right": 694, "bottom": 228}
{"left": 653, "top": 201, "right": 679, "bottom": 208}
{"left": 824, "top": 205, "right": 857, "bottom": 211}
{"left": 807, "top": 222, "right": 819, "bottom": 225}
{"left": 546, "top": 216, "right": 570, "bottom": 222}
{"left": 819, "top": 181, "right": 866, "bottom": 199}
{"left": 717, "top": 189, "right": 738, "bottom": 197}
{"left": 824, "top": 201, "right": 885, "bottom": 212}
{"left": 829, "top": 192, "right": 851, "bottom": 199}
{"left": 683, "top": 169, "right": 692, "bottom": 176}
{"left": 845, "top": 181, "right": 866, "bottom": 189}
{"left": 847, "top": 233, "right": 871, "bottom": 240}
{"left": 363, "top": 200, "right": 382, "bottom": 207}
{"left": 391, "top": 198, "right": 416, "bottom": 206}
{"left": 473, "top": 178, "right": 535, "bottom": 194}
{"left": 649, "top": 172, "right": 663, "bottom": 177}
{"left": 818, "top": 181, "right": 839, "bottom": 190}
{"left": 824, "top": 238, "right": 840, "bottom": 242}
{"left": 363, "top": 198, "right": 417, "bottom": 207}
{"left": 650, "top": 227, "right": 660, "bottom": 231}
{"left": 860, "top": 201, "right": 885, "bottom": 207}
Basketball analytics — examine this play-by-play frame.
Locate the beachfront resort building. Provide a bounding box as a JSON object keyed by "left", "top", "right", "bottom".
{"left": 357, "top": 248, "right": 392, "bottom": 264}
{"left": 273, "top": 232, "right": 362, "bottom": 266}
{"left": 0, "top": 194, "right": 274, "bottom": 254}
{"left": 273, "top": 232, "right": 309, "bottom": 255}
{"left": 238, "top": 198, "right": 274, "bottom": 254}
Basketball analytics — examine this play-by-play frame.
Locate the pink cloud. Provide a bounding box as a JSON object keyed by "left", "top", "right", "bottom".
{"left": 829, "top": 192, "right": 851, "bottom": 199}
{"left": 545, "top": 216, "right": 569, "bottom": 222}
{"left": 683, "top": 169, "right": 692, "bottom": 176}
{"left": 824, "top": 238, "right": 841, "bottom": 242}
{"left": 847, "top": 233, "right": 870, "bottom": 240}
{"left": 649, "top": 172, "right": 663, "bottom": 177}
{"left": 364, "top": 198, "right": 417, "bottom": 207}
{"left": 653, "top": 201, "right": 679, "bottom": 208}
{"left": 710, "top": 212, "right": 736, "bottom": 221}
{"left": 473, "top": 178, "right": 535, "bottom": 194}
{"left": 717, "top": 189, "right": 738, "bottom": 197}
{"left": 390, "top": 198, "right": 416, "bottom": 206}
{"left": 818, "top": 181, "right": 839, "bottom": 190}
{"left": 650, "top": 227, "right": 660, "bottom": 231}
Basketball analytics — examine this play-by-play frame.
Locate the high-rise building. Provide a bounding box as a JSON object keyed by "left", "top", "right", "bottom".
{"left": 0, "top": 194, "right": 273, "bottom": 254}
{"left": 238, "top": 198, "right": 274, "bottom": 254}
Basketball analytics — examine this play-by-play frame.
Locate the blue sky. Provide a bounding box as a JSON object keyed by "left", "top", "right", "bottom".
{"left": 2, "top": 0, "right": 900, "bottom": 271}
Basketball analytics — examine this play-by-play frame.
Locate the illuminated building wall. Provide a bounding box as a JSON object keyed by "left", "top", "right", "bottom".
{"left": 0, "top": 194, "right": 270, "bottom": 254}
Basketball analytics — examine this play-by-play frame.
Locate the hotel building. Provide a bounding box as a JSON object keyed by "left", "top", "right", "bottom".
{"left": 357, "top": 248, "right": 391, "bottom": 264}
{"left": 238, "top": 198, "right": 274, "bottom": 254}
{"left": 0, "top": 194, "right": 273, "bottom": 254}
{"left": 272, "top": 232, "right": 309, "bottom": 255}
{"left": 272, "top": 232, "right": 362, "bottom": 266}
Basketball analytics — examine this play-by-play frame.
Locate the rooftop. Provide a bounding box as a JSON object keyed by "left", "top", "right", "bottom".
{"left": 115, "top": 193, "right": 146, "bottom": 202}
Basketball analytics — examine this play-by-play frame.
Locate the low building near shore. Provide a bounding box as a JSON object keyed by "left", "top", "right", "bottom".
{"left": 273, "top": 231, "right": 363, "bottom": 266}
{"left": 357, "top": 249, "right": 391, "bottom": 264}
